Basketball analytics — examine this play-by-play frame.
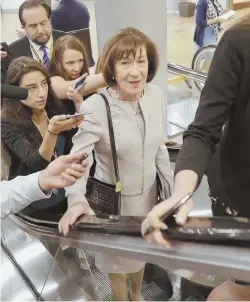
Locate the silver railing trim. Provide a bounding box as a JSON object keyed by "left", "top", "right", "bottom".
{"left": 9, "top": 214, "right": 250, "bottom": 282}
{"left": 168, "top": 62, "right": 207, "bottom": 83}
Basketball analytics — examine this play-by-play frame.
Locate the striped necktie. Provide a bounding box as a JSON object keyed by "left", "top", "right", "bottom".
{"left": 40, "top": 45, "right": 50, "bottom": 68}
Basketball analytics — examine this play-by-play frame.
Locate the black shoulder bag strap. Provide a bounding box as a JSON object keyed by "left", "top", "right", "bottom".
{"left": 99, "top": 93, "right": 121, "bottom": 216}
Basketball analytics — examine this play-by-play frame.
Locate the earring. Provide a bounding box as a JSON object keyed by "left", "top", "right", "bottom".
{"left": 112, "top": 76, "right": 115, "bottom": 80}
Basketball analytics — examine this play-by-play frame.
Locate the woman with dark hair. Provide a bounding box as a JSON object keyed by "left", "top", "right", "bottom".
{"left": 142, "top": 14, "right": 250, "bottom": 301}
{"left": 1, "top": 56, "right": 83, "bottom": 181}
{"left": 50, "top": 35, "right": 105, "bottom": 114}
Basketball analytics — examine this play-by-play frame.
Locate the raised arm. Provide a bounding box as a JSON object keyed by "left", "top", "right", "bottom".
{"left": 50, "top": 73, "right": 105, "bottom": 100}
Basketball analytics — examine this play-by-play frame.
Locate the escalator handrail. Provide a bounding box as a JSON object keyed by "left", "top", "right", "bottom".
{"left": 15, "top": 212, "right": 58, "bottom": 226}
{"left": 8, "top": 214, "right": 250, "bottom": 283}
{"left": 168, "top": 62, "right": 207, "bottom": 83}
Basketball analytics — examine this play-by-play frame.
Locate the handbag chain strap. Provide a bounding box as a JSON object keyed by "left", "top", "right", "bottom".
{"left": 99, "top": 93, "right": 121, "bottom": 194}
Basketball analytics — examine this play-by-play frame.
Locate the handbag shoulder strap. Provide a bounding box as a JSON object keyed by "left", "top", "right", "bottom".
{"left": 99, "top": 93, "right": 121, "bottom": 193}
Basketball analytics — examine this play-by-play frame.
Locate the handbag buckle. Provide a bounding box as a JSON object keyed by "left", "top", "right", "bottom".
{"left": 115, "top": 181, "right": 121, "bottom": 192}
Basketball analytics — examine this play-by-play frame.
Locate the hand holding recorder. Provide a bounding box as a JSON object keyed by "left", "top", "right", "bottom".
{"left": 141, "top": 192, "right": 194, "bottom": 247}
{"left": 39, "top": 153, "right": 89, "bottom": 191}
{"left": 72, "top": 73, "right": 88, "bottom": 91}
{"left": 67, "top": 73, "right": 88, "bottom": 112}
{"left": 48, "top": 114, "right": 84, "bottom": 135}
{"left": 1, "top": 43, "right": 10, "bottom": 58}
{"left": 58, "top": 152, "right": 96, "bottom": 236}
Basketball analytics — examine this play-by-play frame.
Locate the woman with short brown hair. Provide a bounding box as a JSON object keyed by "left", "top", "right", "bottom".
{"left": 59, "top": 27, "right": 173, "bottom": 301}
{"left": 101, "top": 26, "right": 159, "bottom": 86}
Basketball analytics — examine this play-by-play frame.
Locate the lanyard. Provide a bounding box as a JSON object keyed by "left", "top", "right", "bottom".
{"left": 29, "top": 39, "right": 53, "bottom": 64}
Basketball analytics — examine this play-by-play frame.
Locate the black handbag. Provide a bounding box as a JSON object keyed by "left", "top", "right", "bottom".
{"left": 156, "top": 168, "right": 171, "bottom": 202}
{"left": 85, "top": 93, "right": 121, "bottom": 218}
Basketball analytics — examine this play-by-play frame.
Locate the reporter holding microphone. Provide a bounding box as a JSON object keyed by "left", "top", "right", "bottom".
{"left": 142, "top": 19, "right": 250, "bottom": 301}
{"left": 1, "top": 57, "right": 83, "bottom": 184}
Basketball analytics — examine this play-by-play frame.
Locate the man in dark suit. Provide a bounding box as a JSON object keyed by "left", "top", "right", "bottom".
{"left": 2, "top": 0, "right": 61, "bottom": 74}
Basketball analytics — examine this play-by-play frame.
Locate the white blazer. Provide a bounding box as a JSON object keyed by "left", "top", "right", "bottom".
{"left": 66, "top": 84, "right": 173, "bottom": 206}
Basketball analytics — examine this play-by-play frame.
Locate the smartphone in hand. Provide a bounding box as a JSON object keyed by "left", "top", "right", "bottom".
{"left": 1, "top": 42, "right": 11, "bottom": 55}
{"left": 76, "top": 153, "right": 89, "bottom": 164}
{"left": 66, "top": 112, "right": 93, "bottom": 119}
{"left": 72, "top": 73, "right": 88, "bottom": 91}
{"left": 144, "top": 192, "right": 194, "bottom": 236}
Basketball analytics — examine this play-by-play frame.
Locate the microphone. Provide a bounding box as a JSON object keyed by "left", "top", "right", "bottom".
{"left": 1, "top": 84, "right": 28, "bottom": 100}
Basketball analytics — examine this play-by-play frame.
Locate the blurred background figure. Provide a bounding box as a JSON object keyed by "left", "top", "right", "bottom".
{"left": 194, "top": 0, "right": 225, "bottom": 52}
{"left": 51, "top": 0, "right": 95, "bottom": 67}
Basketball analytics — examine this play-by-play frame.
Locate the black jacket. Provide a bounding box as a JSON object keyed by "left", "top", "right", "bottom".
{"left": 9, "top": 30, "right": 62, "bottom": 60}
{"left": 1, "top": 100, "right": 74, "bottom": 180}
{"left": 1, "top": 30, "right": 62, "bottom": 79}
{"left": 175, "top": 26, "right": 250, "bottom": 216}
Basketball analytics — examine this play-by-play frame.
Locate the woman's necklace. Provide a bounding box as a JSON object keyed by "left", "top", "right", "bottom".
{"left": 32, "top": 109, "right": 49, "bottom": 138}
{"left": 115, "top": 89, "right": 144, "bottom": 115}
{"left": 32, "top": 110, "right": 58, "bottom": 159}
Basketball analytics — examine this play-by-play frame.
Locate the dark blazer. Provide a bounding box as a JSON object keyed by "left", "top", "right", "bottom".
{"left": 194, "top": 0, "right": 207, "bottom": 47}
{"left": 2, "top": 113, "right": 50, "bottom": 179}
{"left": 1, "top": 30, "right": 62, "bottom": 79}
{"left": 8, "top": 30, "right": 62, "bottom": 60}
{"left": 1, "top": 98, "right": 74, "bottom": 180}
{"left": 175, "top": 26, "right": 250, "bottom": 215}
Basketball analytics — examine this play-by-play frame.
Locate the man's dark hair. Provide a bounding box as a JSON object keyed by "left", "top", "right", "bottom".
{"left": 19, "top": 0, "right": 51, "bottom": 26}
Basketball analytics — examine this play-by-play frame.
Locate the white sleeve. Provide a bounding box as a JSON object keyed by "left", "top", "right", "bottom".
{"left": 1, "top": 172, "right": 52, "bottom": 219}
{"left": 155, "top": 90, "right": 174, "bottom": 190}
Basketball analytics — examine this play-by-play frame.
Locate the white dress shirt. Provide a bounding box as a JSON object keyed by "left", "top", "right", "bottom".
{"left": 1, "top": 172, "right": 51, "bottom": 219}
{"left": 29, "top": 36, "right": 52, "bottom": 62}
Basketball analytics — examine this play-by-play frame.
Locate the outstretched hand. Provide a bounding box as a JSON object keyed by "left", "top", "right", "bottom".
{"left": 141, "top": 195, "right": 193, "bottom": 247}
{"left": 38, "top": 153, "right": 88, "bottom": 191}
